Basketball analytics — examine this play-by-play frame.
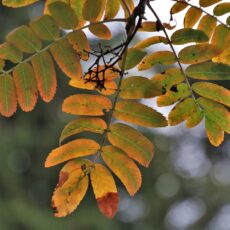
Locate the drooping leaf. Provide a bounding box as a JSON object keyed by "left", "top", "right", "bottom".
{"left": 205, "top": 116, "right": 224, "bottom": 147}
{"left": 199, "top": 0, "right": 222, "bottom": 7}
{"left": 171, "top": 1, "right": 188, "bottom": 14}
{"left": 119, "top": 76, "right": 162, "bottom": 99}
{"left": 90, "top": 163, "right": 119, "bottom": 219}
{"left": 50, "top": 39, "right": 82, "bottom": 79}
{"left": 168, "top": 98, "right": 197, "bottom": 126}
{"left": 138, "top": 21, "right": 157, "bottom": 32}
{"left": 0, "top": 42, "right": 23, "bottom": 63}
{"left": 151, "top": 68, "right": 184, "bottom": 92}
{"left": 192, "top": 82, "right": 230, "bottom": 107}
{"left": 138, "top": 51, "right": 176, "bottom": 71}
{"left": 134, "top": 36, "right": 168, "bottom": 49}
{"left": 67, "top": 30, "right": 90, "bottom": 61}
{"left": 31, "top": 51, "right": 57, "bottom": 102}
{"left": 2, "top": 0, "right": 39, "bottom": 7}
{"left": 198, "top": 15, "right": 217, "bottom": 39}
{"left": 82, "top": 0, "right": 105, "bottom": 21}
{"left": 52, "top": 159, "right": 89, "bottom": 217}
{"left": 104, "top": 0, "right": 120, "bottom": 20}
{"left": 62, "top": 94, "right": 112, "bottom": 116}
{"left": 45, "top": 139, "right": 100, "bottom": 167}
{"left": 120, "top": 48, "right": 146, "bottom": 70}
{"left": 89, "top": 24, "right": 112, "bottom": 40}
{"left": 0, "top": 74, "right": 17, "bottom": 117}
{"left": 197, "top": 97, "right": 230, "bottom": 133}
{"left": 213, "top": 3, "right": 230, "bottom": 16}
{"left": 157, "top": 83, "right": 191, "bottom": 107}
{"left": 108, "top": 123, "right": 154, "bottom": 167}
{"left": 179, "top": 44, "right": 221, "bottom": 64}
{"left": 70, "top": 0, "right": 86, "bottom": 27}
{"left": 59, "top": 117, "right": 107, "bottom": 144}
{"left": 48, "top": 1, "right": 78, "bottom": 29}
{"left": 184, "top": 7, "right": 202, "bottom": 28}
{"left": 7, "top": 25, "right": 42, "bottom": 53}
{"left": 211, "top": 25, "right": 230, "bottom": 51}
{"left": 171, "top": 28, "right": 209, "bottom": 45}
{"left": 29, "top": 15, "right": 60, "bottom": 41}
{"left": 186, "top": 62, "right": 230, "bottom": 80}
{"left": 13, "top": 63, "right": 38, "bottom": 112}
{"left": 186, "top": 109, "right": 204, "bottom": 128}
{"left": 102, "top": 145, "right": 141, "bottom": 196}
{"left": 114, "top": 100, "right": 167, "bottom": 127}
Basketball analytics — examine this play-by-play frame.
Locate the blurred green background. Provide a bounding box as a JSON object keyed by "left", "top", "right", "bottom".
{"left": 0, "top": 1, "right": 230, "bottom": 230}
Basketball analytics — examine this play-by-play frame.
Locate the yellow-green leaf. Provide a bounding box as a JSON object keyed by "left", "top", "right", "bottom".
{"left": 45, "top": 139, "right": 100, "bottom": 167}
{"left": 0, "top": 74, "right": 17, "bottom": 117}
{"left": 104, "top": 0, "right": 120, "bottom": 20}
{"left": 60, "top": 117, "right": 107, "bottom": 144}
{"left": 89, "top": 24, "right": 112, "bottom": 40}
{"left": 171, "top": 1, "right": 188, "bottom": 14}
{"left": 119, "top": 76, "right": 162, "bottom": 99}
{"left": 52, "top": 159, "right": 89, "bottom": 217}
{"left": 62, "top": 94, "right": 112, "bottom": 116}
{"left": 29, "top": 15, "right": 60, "bottom": 41}
{"left": 198, "top": 15, "right": 217, "bottom": 39}
{"left": 90, "top": 163, "right": 119, "bottom": 219}
{"left": 48, "top": 1, "right": 78, "bottom": 29}
{"left": 184, "top": 7, "right": 202, "bottom": 28}
{"left": 157, "top": 83, "right": 191, "bottom": 107}
{"left": 70, "top": 0, "right": 86, "bottom": 27}
{"left": 186, "top": 62, "right": 230, "bottom": 80}
{"left": 138, "top": 51, "right": 176, "bottom": 71}
{"left": 2, "top": 0, "right": 39, "bottom": 7}
{"left": 82, "top": 0, "right": 105, "bottom": 21}
{"left": 212, "top": 46, "right": 230, "bottom": 66}
{"left": 114, "top": 100, "right": 167, "bottom": 127}
{"left": 108, "top": 123, "right": 154, "bottom": 167}
{"left": 168, "top": 98, "right": 197, "bottom": 126}
{"left": 171, "top": 28, "right": 209, "bottom": 45}
{"left": 50, "top": 39, "right": 82, "bottom": 79}
{"left": 31, "top": 51, "right": 57, "bottom": 102}
{"left": 199, "top": 0, "right": 222, "bottom": 7}
{"left": 120, "top": 48, "right": 146, "bottom": 70}
{"left": 67, "top": 30, "right": 90, "bottom": 61}
{"left": 0, "top": 42, "right": 23, "bottom": 63}
{"left": 179, "top": 44, "right": 221, "bottom": 64}
{"left": 134, "top": 36, "right": 168, "bottom": 49}
{"left": 102, "top": 145, "right": 141, "bottom": 196}
{"left": 186, "top": 109, "right": 204, "bottom": 128}
{"left": 197, "top": 97, "right": 230, "bottom": 134}
{"left": 7, "top": 25, "right": 42, "bottom": 53}
{"left": 13, "top": 63, "right": 38, "bottom": 112}
{"left": 211, "top": 25, "right": 230, "bottom": 51}
{"left": 205, "top": 116, "right": 224, "bottom": 147}
{"left": 213, "top": 3, "right": 230, "bottom": 16}
{"left": 192, "top": 82, "right": 230, "bottom": 107}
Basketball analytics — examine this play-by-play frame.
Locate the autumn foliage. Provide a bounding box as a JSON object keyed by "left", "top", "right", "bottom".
{"left": 0, "top": 0, "right": 230, "bottom": 219}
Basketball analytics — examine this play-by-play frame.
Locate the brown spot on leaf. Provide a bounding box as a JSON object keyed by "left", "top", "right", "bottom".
{"left": 57, "top": 171, "right": 69, "bottom": 187}
{"left": 97, "top": 192, "right": 119, "bottom": 219}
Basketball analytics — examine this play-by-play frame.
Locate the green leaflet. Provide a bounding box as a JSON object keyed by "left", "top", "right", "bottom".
{"left": 7, "top": 25, "right": 42, "bottom": 53}
{"left": 114, "top": 100, "right": 167, "bottom": 127}
{"left": 192, "top": 82, "right": 230, "bottom": 107}
{"left": 179, "top": 44, "right": 221, "bottom": 64}
{"left": 119, "top": 48, "right": 146, "bottom": 70}
{"left": 48, "top": 1, "right": 79, "bottom": 29}
{"left": 168, "top": 98, "right": 197, "bottom": 126}
{"left": 171, "top": 28, "right": 209, "bottom": 45}
{"left": 186, "top": 62, "right": 230, "bottom": 80}
{"left": 108, "top": 123, "right": 154, "bottom": 167}
{"left": 197, "top": 97, "right": 230, "bottom": 134}
{"left": 30, "top": 15, "right": 60, "bottom": 41}
{"left": 0, "top": 42, "right": 22, "bottom": 63}
{"left": 213, "top": 3, "right": 230, "bottom": 16}
{"left": 119, "top": 76, "right": 162, "bottom": 99}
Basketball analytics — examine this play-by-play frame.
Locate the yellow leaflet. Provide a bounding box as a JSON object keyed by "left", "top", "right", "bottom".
{"left": 184, "top": 7, "right": 202, "bottom": 28}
